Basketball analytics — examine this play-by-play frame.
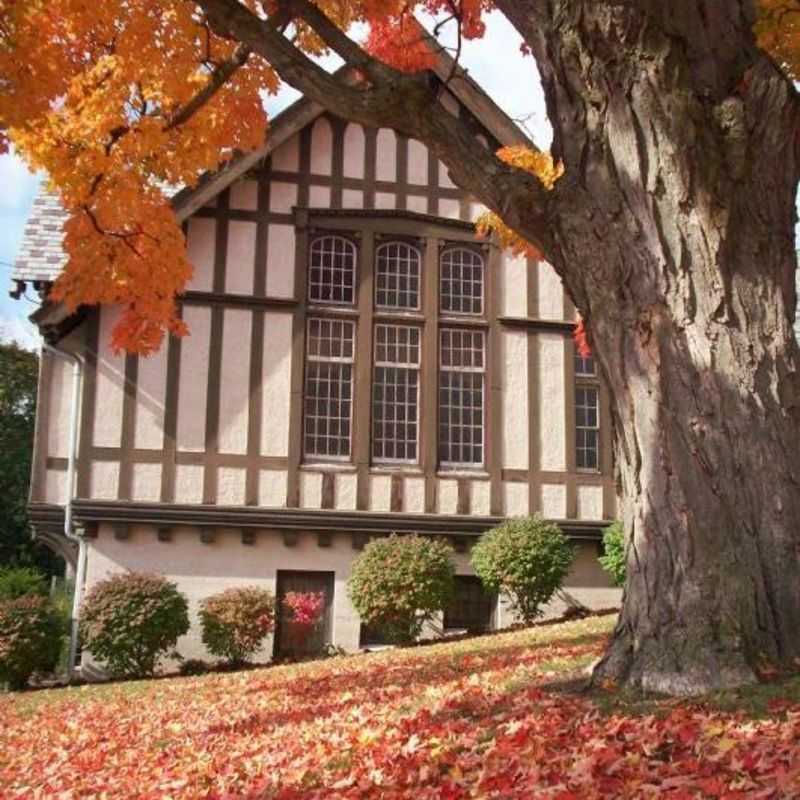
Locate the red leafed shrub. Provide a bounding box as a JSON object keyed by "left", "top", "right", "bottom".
{"left": 80, "top": 572, "right": 189, "bottom": 678}
{"left": 200, "top": 586, "right": 275, "bottom": 665}
{"left": 0, "top": 595, "right": 63, "bottom": 690}
{"left": 282, "top": 592, "right": 325, "bottom": 628}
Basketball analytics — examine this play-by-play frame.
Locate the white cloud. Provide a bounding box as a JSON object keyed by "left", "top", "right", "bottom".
{"left": 0, "top": 151, "right": 41, "bottom": 212}
{"left": 260, "top": 13, "right": 552, "bottom": 147}
{"left": 0, "top": 313, "right": 40, "bottom": 351}
{"left": 429, "top": 11, "right": 552, "bottom": 148}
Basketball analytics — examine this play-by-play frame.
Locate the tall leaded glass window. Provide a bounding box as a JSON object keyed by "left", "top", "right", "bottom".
{"left": 303, "top": 318, "right": 355, "bottom": 459}
{"left": 375, "top": 241, "right": 421, "bottom": 310}
{"left": 372, "top": 324, "right": 421, "bottom": 462}
{"left": 575, "top": 386, "right": 600, "bottom": 470}
{"left": 308, "top": 235, "right": 356, "bottom": 305}
{"left": 438, "top": 328, "right": 485, "bottom": 466}
{"left": 440, "top": 247, "right": 484, "bottom": 315}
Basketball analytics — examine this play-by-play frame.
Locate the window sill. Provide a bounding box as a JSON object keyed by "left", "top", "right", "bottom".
{"left": 436, "top": 470, "right": 490, "bottom": 480}
{"left": 300, "top": 463, "right": 357, "bottom": 473}
{"left": 370, "top": 465, "right": 424, "bottom": 476}
{"left": 373, "top": 310, "right": 425, "bottom": 322}
{"left": 438, "top": 315, "right": 488, "bottom": 327}
{"left": 306, "top": 304, "right": 359, "bottom": 316}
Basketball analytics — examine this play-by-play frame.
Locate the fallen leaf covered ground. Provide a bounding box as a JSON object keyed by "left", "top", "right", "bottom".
{"left": 2, "top": 615, "right": 800, "bottom": 798}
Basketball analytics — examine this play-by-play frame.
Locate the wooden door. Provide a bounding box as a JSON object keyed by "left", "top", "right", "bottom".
{"left": 274, "top": 570, "right": 335, "bottom": 658}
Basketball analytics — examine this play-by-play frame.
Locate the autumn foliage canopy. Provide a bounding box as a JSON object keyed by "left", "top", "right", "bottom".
{"left": 0, "top": 1, "right": 796, "bottom": 353}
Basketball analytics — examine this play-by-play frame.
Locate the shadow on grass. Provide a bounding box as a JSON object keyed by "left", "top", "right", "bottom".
{"left": 226, "top": 666, "right": 800, "bottom": 798}
{"left": 586, "top": 672, "right": 800, "bottom": 720}
{"left": 204, "top": 628, "right": 609, "bottom": 740}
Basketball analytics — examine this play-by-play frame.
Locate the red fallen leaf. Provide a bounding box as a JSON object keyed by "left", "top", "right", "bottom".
{"left": 438, "top": 782, "right": 466, "bottom": 799}
{"left": 697, "top": 775, "right": 726, "bottom": 795}
{"left": 672, "top": 717, "right": 701, "bottom": 746}
{"left": 756, "top": 659, "right": 780, "bottom": 681}
{"left": 2, "top": 617, "right": 800, "bottom": 798}
{"left": 767, "top": 697, "right": 795, "bottom": 714}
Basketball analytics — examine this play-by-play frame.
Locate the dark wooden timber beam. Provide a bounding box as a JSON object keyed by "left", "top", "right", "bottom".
{"left": 63, "top": 499, "right": 609, "bottom": 539}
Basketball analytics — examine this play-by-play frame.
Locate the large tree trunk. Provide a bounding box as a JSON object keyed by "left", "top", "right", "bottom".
{"left": 508, "top": 0, "right": 800, "bottom": 694}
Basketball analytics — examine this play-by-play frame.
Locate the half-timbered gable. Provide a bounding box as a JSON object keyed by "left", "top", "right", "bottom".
{"left": 14, "top": 67, "right": 620, "bottom": 665}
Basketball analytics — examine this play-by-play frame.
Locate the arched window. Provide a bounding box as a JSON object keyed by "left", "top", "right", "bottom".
{"left": 375, "top": 241, "right": 421, "bottom": 310}
{"left": 440, "top": 247, "right": 484, "bottom": 315}
{"left": 308, "top": 235, "right": 356, "bottom": 305}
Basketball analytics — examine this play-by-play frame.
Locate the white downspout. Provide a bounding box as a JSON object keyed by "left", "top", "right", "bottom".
{"left": 42, "top": 343, "right": 85, "bottom": 681}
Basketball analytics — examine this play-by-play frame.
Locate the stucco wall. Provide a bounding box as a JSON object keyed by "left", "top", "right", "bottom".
{"left": 35, "top": 110, "right": 615, "bottom": 524}
{"left": 82, "top": 526, "right": 620, "bottom": 670}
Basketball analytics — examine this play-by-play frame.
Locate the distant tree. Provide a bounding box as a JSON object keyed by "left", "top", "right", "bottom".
{"left": 0, "top": 343, "right": 58, "bottom": 575}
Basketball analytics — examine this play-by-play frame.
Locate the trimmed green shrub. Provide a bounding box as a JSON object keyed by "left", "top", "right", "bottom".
{"left": 0, "top": 595, "right": 63, "bottom": 690}
{"left": 200, "top": 586, "right": 275, "bottom": 665}
{"left": 471, "top": 516, "right": 575, "bottom": 624}
{"left": 348, "top": 534, "right": 455, "bottom": 644}
{"left": 0, "top": 567, "right": 48, "bottom": 601}
{"left": 80, "top": 572, "right": 189, "bottom": 678}
{"left": 598, "top": 520, "right": 626, "bottom": 587}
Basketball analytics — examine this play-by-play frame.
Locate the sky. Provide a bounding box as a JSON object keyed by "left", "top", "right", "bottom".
{"left": 0, "top": 12, "right": 548, "bottom": 350}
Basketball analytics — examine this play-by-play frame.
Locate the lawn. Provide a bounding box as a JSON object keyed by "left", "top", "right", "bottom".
{"left": 2, "top": 614, "right": 800, "bottom": 798}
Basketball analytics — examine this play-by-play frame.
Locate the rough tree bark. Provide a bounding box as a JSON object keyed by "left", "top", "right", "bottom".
{"left": 500, "top": 0, "right": 800, "bottom": 695}
{"left": 198, "top": 0, "right": 800, "bottom": 694}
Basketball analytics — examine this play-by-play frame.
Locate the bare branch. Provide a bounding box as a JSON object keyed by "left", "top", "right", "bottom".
{"left": 439, "top": 0, "right": 463, "bottom": 89}
{"left": 279, "top": 0, "right": 398, "bottom": 84}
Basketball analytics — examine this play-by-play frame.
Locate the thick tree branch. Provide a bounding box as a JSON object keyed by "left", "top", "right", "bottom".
{"left": 166, "top": 43, "right": 252, "bottom": 131}
{"left": 192, "top": 0, "right": 558, "bottom": 257}
{"left": 280, "top": 0, "right": 398, "bottom": 85}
